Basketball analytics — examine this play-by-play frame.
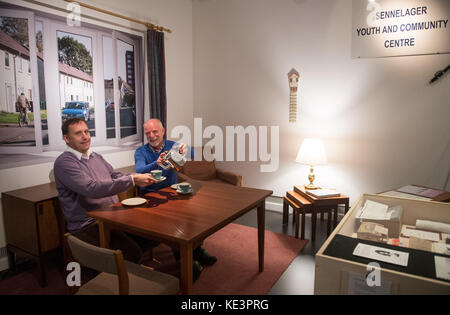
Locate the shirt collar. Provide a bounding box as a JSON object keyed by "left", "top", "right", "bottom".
{"left": 149, "top": 140, "right": 165, "bottom": 153}
{"left": 66, "top": 146, "right": 93, "bottom": 160}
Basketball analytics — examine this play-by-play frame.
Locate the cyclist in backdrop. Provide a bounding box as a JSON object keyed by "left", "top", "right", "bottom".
{"left": 16, "top": 93, "right": 30, "bottom": 125}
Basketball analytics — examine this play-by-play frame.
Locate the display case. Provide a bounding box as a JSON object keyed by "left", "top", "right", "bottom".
{"left": 315, "top": 194, "right": 450, "bottom": 294}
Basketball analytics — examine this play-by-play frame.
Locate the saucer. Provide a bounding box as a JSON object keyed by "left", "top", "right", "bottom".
{"left": 171, "top": 182, "right": 189, "bottom": 190}
{"left": 176, "top": 188, "right": 193, "bottom": 194}
{"left": 152, "top": 176, "right": 166, "bottom": 182}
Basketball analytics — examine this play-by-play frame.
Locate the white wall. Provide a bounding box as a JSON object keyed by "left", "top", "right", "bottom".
{"left": 193, "top": 0, "right": 450, "bottom": 202}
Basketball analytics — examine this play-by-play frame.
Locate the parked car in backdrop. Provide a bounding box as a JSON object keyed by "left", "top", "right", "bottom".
{"left": 62, "top": 101, "right": 91, "bottom": 121}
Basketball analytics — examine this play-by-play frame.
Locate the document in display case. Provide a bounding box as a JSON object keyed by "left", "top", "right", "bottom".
{"left": 314, "top": 193, "right": 450, "bottom": 295}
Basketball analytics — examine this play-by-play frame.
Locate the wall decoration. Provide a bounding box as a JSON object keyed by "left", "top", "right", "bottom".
{"left": 429, "top": 64, "right": 450, "bottom": 84}
{"left": 352, "top": 0, "right": 450, "bottom": 58}
{"left": 288, "top": 68, "right": 299, "bottom": 123}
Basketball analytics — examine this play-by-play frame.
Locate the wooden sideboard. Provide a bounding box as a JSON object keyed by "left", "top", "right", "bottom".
{"left": 1, "top": 165, "right": 136, "bottom": 286}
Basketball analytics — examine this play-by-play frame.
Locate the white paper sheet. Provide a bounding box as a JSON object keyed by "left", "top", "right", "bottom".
{"left": 356, "top": 200, "right": 390, "bottom": 220}
{"left": 403, "top": 228, "right": 440, "bottom": 242}
{"left": 379, "top": 190, "right": 432, "bottom": 201}
{"left": 434, "top": 256, "right": 450, "bottom": 281}
{"left": 353, "top": 243, "right": 409, "bottom": 267}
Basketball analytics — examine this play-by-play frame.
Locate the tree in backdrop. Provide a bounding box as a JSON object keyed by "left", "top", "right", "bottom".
{"left": 58, "top": 36, "right": 92, "bottom": 75}
{"left": 0, "top": 17, "right": 29, "bottom": 47}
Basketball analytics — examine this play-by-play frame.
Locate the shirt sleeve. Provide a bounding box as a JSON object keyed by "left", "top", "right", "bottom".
{"left": 134, "top": 147, "right": 159, "bottom": 174}
{"left": 54, "top": 154, "right": 133, "bottom": 198}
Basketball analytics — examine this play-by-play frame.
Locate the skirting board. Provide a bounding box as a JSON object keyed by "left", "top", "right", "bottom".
{"left": 266, "top": 199, "right": 283, "bottom": 213}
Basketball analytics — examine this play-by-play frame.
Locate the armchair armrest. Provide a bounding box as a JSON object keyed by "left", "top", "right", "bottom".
{"left": 216, "top": 168, "right": 243, "bottom": 187}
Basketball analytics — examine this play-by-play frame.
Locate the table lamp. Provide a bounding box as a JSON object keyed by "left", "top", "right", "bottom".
{"left": 296, "top": 138, "right": 328, "bottom": 190}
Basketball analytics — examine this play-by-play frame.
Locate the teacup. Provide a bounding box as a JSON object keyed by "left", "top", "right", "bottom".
{"left": 150, "top": 170, "right": 163, "bottom": 180}
{"left": 178, "top": 183, "right": 191, "bottom": 193}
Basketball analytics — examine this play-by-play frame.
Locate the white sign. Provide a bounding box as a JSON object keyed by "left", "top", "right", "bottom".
{"left": 352, "top": 0, "right": 450, "bottom": 58}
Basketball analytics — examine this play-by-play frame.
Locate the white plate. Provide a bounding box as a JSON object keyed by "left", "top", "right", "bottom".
{"left": 176, "top": 188, "right": 193, "bottom": 194}
{"left": 152, "top": 176, "right": 166, "bottom": 182}
{"left": 122, "top": 197, "right": 147, "bottom": 206}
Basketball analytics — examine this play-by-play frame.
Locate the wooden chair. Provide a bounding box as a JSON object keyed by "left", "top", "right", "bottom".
{"left": 64, "top": 233, "right": 179, "bottom": 295}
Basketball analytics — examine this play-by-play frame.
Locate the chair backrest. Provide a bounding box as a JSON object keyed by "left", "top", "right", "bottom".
{"left": 181, "top": 147, "right": 217, "bottom": 180}
{"left": 64, "top": 233, "right": 129, "bottom": 294}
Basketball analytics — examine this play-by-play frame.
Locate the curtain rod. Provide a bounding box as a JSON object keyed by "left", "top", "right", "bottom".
{"left": 64, "top": 0, "right": 172, "bottom": 33}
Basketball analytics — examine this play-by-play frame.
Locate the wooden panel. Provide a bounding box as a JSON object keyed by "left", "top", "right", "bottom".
{"left": 37, "top": 200, "right": 60, "bottom": 253}
{"left": 2, "top": 182, "right": 58, "bottom": 203}
{"left": 1, "top": 194, "right": 39, "bottom": 256}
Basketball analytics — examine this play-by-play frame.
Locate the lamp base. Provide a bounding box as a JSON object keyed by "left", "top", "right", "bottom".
{"left": 305, "top": 165, "right": 320, "bottom": 190}
{"left": 305, "top": 183, "right": 320, "bottom": 190}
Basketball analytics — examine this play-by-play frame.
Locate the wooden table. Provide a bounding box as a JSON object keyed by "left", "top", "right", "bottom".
{"left": 283, "top": 192, "right": 312, "bottom": 239}
{"left": 293, "top": 185, "right": 349, "bottom": 241}
{"left": 88, "top": 180, "right": 272, "bottom": 294}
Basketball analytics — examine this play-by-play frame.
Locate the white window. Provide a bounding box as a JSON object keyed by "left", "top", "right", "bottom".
{"left": 5, "top": 52, "right": 10, "bottom": 67}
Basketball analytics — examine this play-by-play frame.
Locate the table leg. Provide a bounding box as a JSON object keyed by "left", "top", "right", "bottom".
{"left": 179, "top": 242, "right": 193, "bottom": 294}
{"left": 257, "top": 201, "right": 265, "bottom": 272}
{"left": 345, "top": 200, "right": 349, "bottom": 214}
{"left": 333, "top": 206, "right": 338, "bottom": 229}
{"left": 311, "top": 205, "right": 317, "bottom": 242}
{"left": 7, "top": 247, "right": 16, "bottom": 271}
{"left": 282, "top": 198, "right": 289, "bottom": 225}
{"left": 294, "top": 208, "right": 299, "bottom": 238}
{"left": 36, "top": 256, "right": 48, "bottom": 287}
{"left": 98, "top": 221, "right": 110, "bottom": 248}
{"left": 301, "top": 210, "right": 306, "bottom": 240}
{"left": 327, "top": 207, "right": 332, "bottom": 236}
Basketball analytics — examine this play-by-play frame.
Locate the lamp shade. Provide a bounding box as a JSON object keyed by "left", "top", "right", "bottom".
{"left": 296, "top": 138, "right": 328, "bottom": 166}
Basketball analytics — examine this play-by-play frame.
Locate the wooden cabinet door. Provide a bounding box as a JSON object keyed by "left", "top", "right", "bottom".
{"left": 37, "top": 200, "right": 60, "bottom": 253}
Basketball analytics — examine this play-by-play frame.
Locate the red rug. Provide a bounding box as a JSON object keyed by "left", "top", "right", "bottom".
{"left": 0, "top": 223, "right": 307, "bottom": 295}
{"left": 146, "top": 223, "right": 308, "bottom": 295}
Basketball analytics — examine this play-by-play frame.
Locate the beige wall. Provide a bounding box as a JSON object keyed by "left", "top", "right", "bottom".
{"left": 192, "top": 0, "right": 450, "bottom": 200}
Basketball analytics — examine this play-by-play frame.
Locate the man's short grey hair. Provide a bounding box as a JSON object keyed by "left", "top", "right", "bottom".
{"left": 144, "top": 118, "right": 164, "bottom": 129}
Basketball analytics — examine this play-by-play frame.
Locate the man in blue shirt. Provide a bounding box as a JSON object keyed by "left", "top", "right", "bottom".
{"left": 134, "top": 119, "right": 188, "bottom": 194}
{"left": 135, "top": 118, "right": 217, "bottom": 280}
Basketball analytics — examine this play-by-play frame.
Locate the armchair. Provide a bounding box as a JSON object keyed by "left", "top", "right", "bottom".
{"left": 178, "top": 156, "right": 243, "bottom": 187}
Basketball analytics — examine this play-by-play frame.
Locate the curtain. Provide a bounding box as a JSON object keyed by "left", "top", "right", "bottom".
{"left": 147, "top": 29, "right": 167, "bottom": 135}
